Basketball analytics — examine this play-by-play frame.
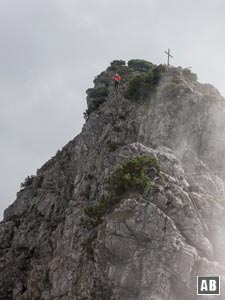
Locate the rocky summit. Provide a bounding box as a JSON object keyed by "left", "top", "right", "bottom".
{"left": 1, "top": 59, "right": 225, "bottom": 300}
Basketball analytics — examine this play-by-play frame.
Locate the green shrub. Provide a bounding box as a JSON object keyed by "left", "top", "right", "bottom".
{"left": 89, "top": 87, "right": 109, "bottom": 98}
{"left": 108, "top": 60, "right": 134, "bottom": 78}
{"left": 128, "top": 59, "right": 153, "bottom": 72}
{"left": 110, "top": 60, "right": 126, "bottom": 67}
{"left": 84, "top": 87, "right": 109, "bottom": 120}
{"left": 124, "top": 74, "right": 145, "bottom": 100}
{"left": 146, "top": 64, "right": 166, "bottom": 85}
{"left": 84, "top": 196, "right": 112, "bottom": 226}
{"left": 147, "top": 157, "right": 160, "bottom": 173}
{"left": 83, "top": 110, "right": 89, "bottom": 121}
{"left": 84, "top": 155, "right": 160, "bottom": 226}
{"left": 84, "top": 98, "right": 107, "bottom": 120}
{"left": 84, "top": 103, "right": 104, "bottom": 120}
{"left": 101, "top": 78, "right": 110, "bottom": 88}
{"left": 105, "top": 155, "right": 160, "bottom": 196}
{"left": 125, "top": 65, "right": 166, "bottom": 101}
{"left": 21, "top": 175, "right": 35, "bottom": 188}
{"left": 108, "top": 66, "right": 132, "bottom": 78}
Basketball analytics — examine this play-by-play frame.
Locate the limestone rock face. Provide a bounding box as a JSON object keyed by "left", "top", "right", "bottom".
{"left": 1, "top": 62, "right": 225, "bottom": 300}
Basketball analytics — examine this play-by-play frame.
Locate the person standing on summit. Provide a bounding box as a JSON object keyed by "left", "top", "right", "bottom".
{"left": 114, "top": 73, "right": 121, "bottom": 89}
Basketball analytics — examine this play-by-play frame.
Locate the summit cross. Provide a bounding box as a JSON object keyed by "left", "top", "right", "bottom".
{"left": 164, "top": 48, "right": 173, "bottom": 66}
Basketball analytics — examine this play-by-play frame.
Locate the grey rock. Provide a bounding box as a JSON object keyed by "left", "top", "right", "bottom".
{"left": 1, "top": 63, "right": 225, "bottom": 299}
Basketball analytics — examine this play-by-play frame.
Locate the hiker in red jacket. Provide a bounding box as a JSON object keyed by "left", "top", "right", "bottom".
{"left": 114, "top": 73, "right": 121, "bottom": 89}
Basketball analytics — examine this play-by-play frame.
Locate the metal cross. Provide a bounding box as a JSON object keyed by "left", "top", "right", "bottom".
{"left": 164, "top": 48, "right": 173, "bottom": 66}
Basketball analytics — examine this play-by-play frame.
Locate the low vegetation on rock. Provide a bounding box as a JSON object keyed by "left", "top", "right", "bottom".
{"left": 83, "top": 60, "right": 199, "bottom": 120}
{"left": 84, "top": 87, "right": 109, "bottom": 120}
{"left": 84, "top": 195, "right": 111, "bottom": 226}
{"left": 20, "top": 175, "right": 35, "bottom": 188}
{"left": 110, "top": 60, "right": 126, "bottom": 68}
{"left": 84, "top": 60, "right": 167, "bottom": 119}
{"left": 108, "top": 60, "right": 132, "bottom": 77}
{"left": 127, "top": 59, "right": 153, "bottom": 72}
{"left": 105, "top": 155, "right": 159, "bottom": 195}
{"left": 85, "top": 155, "right": 160, "bottom": 226}
{"left": 125, "top": 64, "right": 166, "bottom": 101}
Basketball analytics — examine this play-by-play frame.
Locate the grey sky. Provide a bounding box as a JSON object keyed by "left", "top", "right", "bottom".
{"left": 1, "top": 0, "right": 225, "bottom": 219}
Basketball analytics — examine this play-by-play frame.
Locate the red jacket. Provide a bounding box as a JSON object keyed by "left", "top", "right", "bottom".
{"left": 114, "top": 75, "right": 121, "bottom": 82}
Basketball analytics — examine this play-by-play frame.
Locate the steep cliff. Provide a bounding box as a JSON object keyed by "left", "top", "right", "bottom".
{"left": 1, "top": 59, "right": 225, "bottom": 300}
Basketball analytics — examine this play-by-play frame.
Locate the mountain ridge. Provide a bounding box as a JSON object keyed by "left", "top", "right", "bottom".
{"left": 1, "top": 59, "right": 225, "bottom": 300}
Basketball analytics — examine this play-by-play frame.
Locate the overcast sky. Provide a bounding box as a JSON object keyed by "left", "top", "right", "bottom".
{"left": 1, "top": 0, "right": 225, "bottom": 220}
